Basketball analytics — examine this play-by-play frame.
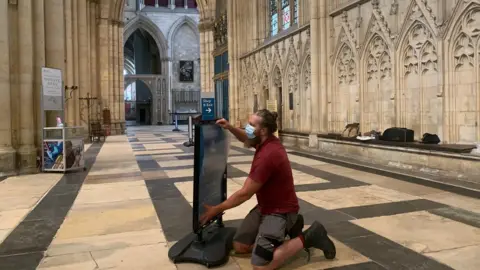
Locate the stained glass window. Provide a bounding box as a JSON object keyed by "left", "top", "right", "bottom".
{"left": 270, "top": 0, "right": 278, "bottom": 36}
{"left": 282, "top": 0, "right": 290, "bottom": 30}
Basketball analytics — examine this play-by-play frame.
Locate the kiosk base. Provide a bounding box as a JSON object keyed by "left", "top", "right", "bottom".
{"left": 168, "top": 225, "right": 237, "bottom": 268}
{"left": 183, "top": 140, "right": 194, "bottom": 147}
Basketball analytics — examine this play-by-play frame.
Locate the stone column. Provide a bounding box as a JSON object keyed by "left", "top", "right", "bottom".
{"left": 169, "top": 0, "right": 175, "bottom": 9}
{"left": 72, "top": 0, "right": 80, "bottom": 125}
{"left": 118, "top": 22, "right": 125, "bottom": 131}
{"left": 78, "top": 0, "right": 89, "bottom": 131}
{"left": 184, "top": 0, "right": 188, "bottom": 9}
{"left": 108, "top": 22, "right": 115, "bottom": 129}
{"left": 309, "top": 0, "right": 320, "bottom": 146}
{"left": 18, "top": 0, "right": 36, "bottom": 172}
{"left": 112, "top": 21, "right": 119, "bottom": 133}
{"left": 89, "top": 1, "right": 98, "bottom": 120}
{"left": 319, "top": 0, "right": 328, "bottom": 133}
{"left": 45, "top": 0, "right": 65, "bottom": 127}
{"left": 65, "top": 0, "right": 75, "bottom": 125}
{"left": 0, "top": 0, "right": 16, "bottom": 175}
{"left": 98, "top": 17, "right": 109, "bottom": 120}
{"left": 199, "top": 21, "right": 214, "bottom": 93}
{"left": 155, "top": 0, "right": 159, "bottom": 7}
{"left": 34, "top": 0, "right": 46, "bottom": 147}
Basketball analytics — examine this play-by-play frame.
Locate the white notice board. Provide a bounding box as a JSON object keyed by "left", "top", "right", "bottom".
{"left": 41, "top": 67, "right": 63, "bottom": 111}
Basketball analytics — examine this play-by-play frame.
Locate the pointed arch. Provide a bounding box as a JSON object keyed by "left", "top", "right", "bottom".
{"left": 123, "top": 14, "right": 168, "bottom": 60}
{"left": 167, "top": 16, "right": 200, "bottom": 58}
{"left": 333, "top": 27, "right": 358, "bottom": 61}
{"left": 331, "top": 41, "right": 358, "bottom": 132}
{"left": 361, "top": 33, "right": 393, "bottom": 133}
{"left": 445, "top": 4, "right": 480, "bottom": 143}
{"left": 397, "top": 19, "right": 440, "bottom": 141}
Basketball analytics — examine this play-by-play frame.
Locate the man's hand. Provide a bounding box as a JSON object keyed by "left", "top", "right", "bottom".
{"left": 200, "top": 204, "right": 222, "bottom": 225}
{"left": 216, "top": 118, "right": 231, "bottom": 130}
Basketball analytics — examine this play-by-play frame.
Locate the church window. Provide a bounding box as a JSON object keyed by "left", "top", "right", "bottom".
{"left": 282, "top": 0, "right": 290, "bottom": 30}
{"left": 270, "top": 0, "right": 279, "bottom": 36}
{"left": 270, "top": 0, "right": 299, "bottom": 37}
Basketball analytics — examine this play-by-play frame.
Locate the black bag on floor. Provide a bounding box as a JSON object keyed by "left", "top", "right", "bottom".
{"left": 380, "top": 128, "right": 414, "bottom": 142}
{"left": 421, "top": 133, "right": 441, "bottom": 144}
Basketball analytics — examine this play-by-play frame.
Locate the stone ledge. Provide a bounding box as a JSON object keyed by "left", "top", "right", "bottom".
{"left": 280, "top": 132, "right": 480, "bottom": 187}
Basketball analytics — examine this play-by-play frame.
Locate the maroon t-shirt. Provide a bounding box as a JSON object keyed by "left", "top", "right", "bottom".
{"left": 248, "top": 136, "right": 299, "bottom": 215}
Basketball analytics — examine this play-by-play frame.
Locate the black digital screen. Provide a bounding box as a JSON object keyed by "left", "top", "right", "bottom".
{"left": 193, "top": 123, "right": 228, "bottom": 233}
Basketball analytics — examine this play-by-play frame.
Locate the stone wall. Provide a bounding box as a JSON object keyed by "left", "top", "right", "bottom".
{"left": 123, "top": 6, "right": 200, "bottom": 114}
{"left": 234, "top": 0, "right": 480, "bottom": 144}
{"left": 171, "top": 24, "right": 201, "bottom": 91}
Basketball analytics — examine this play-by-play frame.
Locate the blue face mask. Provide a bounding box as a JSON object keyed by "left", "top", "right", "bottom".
{"left": 245, "top": 124, "right": 256, "bottom": 139}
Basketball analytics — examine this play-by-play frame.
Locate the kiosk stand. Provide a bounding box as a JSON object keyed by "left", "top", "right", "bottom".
{"left": 43, "top": 127, "right": 86, "bottom": 172}
{"left": 168, "top": 118, "right": 236, "bottom": 268}
{"left": 41, "top": 67, "right": 85, "bottom": 173}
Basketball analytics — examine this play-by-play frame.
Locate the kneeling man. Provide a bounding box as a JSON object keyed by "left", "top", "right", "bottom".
{"left": 200, "top": 110, "right": 336, "bottom": 270}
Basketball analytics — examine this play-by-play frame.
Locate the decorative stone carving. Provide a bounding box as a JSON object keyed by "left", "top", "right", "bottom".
{"left": 340, "top": 11, "right": 358, "bottom": 49}
{"left": 420, "top": 0, "right": 439, "bottom": 26}
{"left": 337, "top": 45, "right": 356, "bottom": 85}
{"left": 213, "top": 13, "right": 227, "bottom": 48}
{"left": 366, "top": 36, "right": 391, "bottom": 80}
{"left": 273, "top": 66, "right": 282, "bottom": 87}
{"left": 304, "top": 57, "right": 311, "bottom": 92}
{"left": 403, "top": 23, "right": 437, "bottom": 76}
{"left": 371, "top": 0, "right": 393, "bottom": 42}
{"left": 390, "top": 0, "right": 399, "bottom": 15}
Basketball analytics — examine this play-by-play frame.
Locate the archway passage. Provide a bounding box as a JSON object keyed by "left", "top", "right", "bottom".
{"left": 124, "top": 28, "right": 161, "bottom": 126}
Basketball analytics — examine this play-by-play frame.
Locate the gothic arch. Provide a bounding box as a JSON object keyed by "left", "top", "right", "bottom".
{"left": 397, "top": 21, "right": 440, "bottom": 141}
{"left": 395, "top": 1, "right": 438, "bottom": 50}
{"left": 331, "top": 42, "right": 358, "bottom": 132}
{"left": 167, "top": 16, "right": 200, "bottom": 59}
{"left": 445, "top": 5, "right": 480, "bottom": 143}
{"left": 123, "top": 14, "right": 168, "bottom": 62}
{"left": 361, "top": 33, "right": 394, "bottom": 133}
{"left": 283, "top": 58, "right": 299, "bottom": 130}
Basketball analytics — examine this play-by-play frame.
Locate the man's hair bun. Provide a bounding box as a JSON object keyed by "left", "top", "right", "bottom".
{"left": 271, "top": 111, "right": 278, "bottom": 122}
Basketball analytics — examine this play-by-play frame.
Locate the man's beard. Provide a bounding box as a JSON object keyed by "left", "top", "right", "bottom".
{"left": 244, "top": 137, "right": 261, "bottom": 148}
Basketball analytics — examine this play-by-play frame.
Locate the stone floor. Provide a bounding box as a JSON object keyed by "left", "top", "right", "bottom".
{"left": 0, "top": 125, "right": 479, "bottom": 270}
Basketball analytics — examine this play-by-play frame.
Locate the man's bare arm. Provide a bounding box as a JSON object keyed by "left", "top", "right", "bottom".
{"left": 227, "top": 125, "right": 249, "bottom": 143}
{"left": 214, "top": 177, "right": 262, "bottom": 212}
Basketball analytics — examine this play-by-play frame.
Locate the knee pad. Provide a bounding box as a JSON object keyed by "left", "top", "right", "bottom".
{"left": 253, "top": 236, "right": 283, "bottom": 262}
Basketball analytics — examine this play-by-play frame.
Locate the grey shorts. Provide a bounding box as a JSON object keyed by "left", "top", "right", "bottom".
{"left": 233, "top": 206, "right": 298, "bottom": 266}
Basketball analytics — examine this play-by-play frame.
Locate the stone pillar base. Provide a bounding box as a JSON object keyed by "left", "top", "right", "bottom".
{"left": 309, "top": 134, "right": 319, "bottom": 148}
{"left": 109, "top": 121, "right": 126, "bottom": 135}
{"left": 17, "top": 145, "right": 37, "bottom": 174}
{"left": 0, "top": 147, "right": 16, "bottom": 177}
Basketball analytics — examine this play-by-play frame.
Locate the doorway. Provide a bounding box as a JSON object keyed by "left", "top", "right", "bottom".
{"left": 140, "top": 109, "right": 146, "bottom": 123}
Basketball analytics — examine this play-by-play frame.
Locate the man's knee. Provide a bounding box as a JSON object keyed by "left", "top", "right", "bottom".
{"left": 251, "top": 235, "right": 283, "bottom": 267}
{"left": 233, "top": 241, "right": 253, "bottom": 254}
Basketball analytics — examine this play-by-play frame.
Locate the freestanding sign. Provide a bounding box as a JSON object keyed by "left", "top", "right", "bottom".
{"left": 41, "top": 67, "right": 64, "bottom": 112}
{"left": 201, "top": 98, "right": 215, "bottom": 121}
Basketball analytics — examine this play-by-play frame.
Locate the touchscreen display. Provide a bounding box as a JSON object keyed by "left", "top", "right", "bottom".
{"left": 193, "top": 123, "right": 229, "bottom": 231}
